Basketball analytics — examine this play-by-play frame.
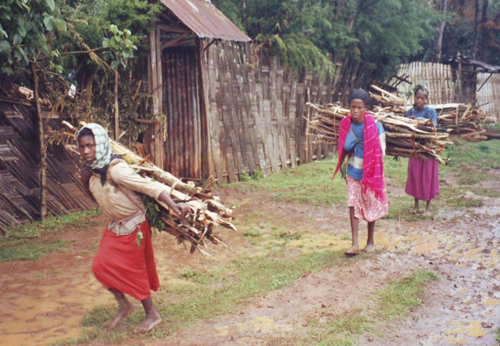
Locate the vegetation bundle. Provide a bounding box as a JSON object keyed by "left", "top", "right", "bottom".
{"left": 63, "top": 122, "right": 236, "bottom": 256}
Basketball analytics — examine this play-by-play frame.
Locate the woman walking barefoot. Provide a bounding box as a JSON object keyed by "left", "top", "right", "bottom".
{"left": 405, "top": 85, "right": 439, "bottom": 216}
{"left": 332, "top": 89, "right": 388, "bottom": 255}
{"left": 78, "top": 124, "right": 189, "bottom": 333}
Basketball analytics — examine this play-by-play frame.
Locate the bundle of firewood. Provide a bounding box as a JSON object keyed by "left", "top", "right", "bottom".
{"left": 433, "top": 104, "right": 495, "bottom": 142}
{"left": 63, "top": 122, "right": 236, "bottom": 256}
{"left": 306, "top": 103, "right": 452, "bottom": 164}
{"left": 370, "top": 85, "right": 496, "bottom": 142}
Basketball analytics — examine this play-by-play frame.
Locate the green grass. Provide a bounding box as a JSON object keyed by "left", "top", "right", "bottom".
{"left": 442, "top": 138, "right": 500, "bottom": 171}
{"left": 0, "top": 210, "right": 100, "bottom": 263}
{"left": 376, "top": 270, "right": 440, "bottom": 320}
{"left": 228, "top": 158, "right": 347, "bottom": 206}
{"left": 243, "top": 228, "right": 262, "bottom": 237}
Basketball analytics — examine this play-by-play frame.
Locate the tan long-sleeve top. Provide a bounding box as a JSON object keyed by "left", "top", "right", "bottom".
{"left": 89, "top": 159, "right": 168, "bottom": 236}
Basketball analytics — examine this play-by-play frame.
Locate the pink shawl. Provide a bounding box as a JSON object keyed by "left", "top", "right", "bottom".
{"left": 332, "top": 114, "right": 386, "bottom": 202}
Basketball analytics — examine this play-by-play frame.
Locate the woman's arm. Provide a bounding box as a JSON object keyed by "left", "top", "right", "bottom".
{"left": 158, "top": 191, "right": 189, "bottom": 217}
{"left": 110, "top": 161, "right": 190, "bottom": 217}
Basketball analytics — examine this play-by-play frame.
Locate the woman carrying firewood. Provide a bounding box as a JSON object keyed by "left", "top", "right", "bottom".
{"left": 77, "top": 123, "right": 189, "bottom": 334}
{"left": 332, "top": 89, "right": 388, "bottom": 255}
{"left": 405, "top": 85, "right": 439, "bottom": 215}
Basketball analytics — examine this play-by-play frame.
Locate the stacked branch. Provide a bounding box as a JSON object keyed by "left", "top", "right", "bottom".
{"left": 306, "top": 103, "right": 452, "bottom": 164}
{"left": 370, "top": 85, "right": 496, "bottom": 142}
{"left": 433, "top": 104, "right": 495, "bottom": 142}
{"left": 63, "top": 122, "right": 236, "bottom": 256}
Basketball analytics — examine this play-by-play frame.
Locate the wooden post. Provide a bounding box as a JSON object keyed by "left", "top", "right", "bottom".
{"left": 149, "top": 28, "right": 165, "bottom": 169}
{"left": 304, "top": 87, "right": 311, "bottom": 163}
{"left": 458, "top": 61, "right": 462, "bottom": 103}
{"left": 155, "top": 28, "right": 165, "bottom": 169}
{"left": 30, "top": 60, "right": 47, "bottom": 221}
{"left": 198, "top": 38, "right": 214, "bottom": 178}
{"left": 114, "top": 70, "right": 119, "bottom": 140}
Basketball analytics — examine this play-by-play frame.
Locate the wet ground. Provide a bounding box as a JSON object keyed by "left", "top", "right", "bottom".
{"left": 1, "top": 181, "right": 500, "bottom": 345}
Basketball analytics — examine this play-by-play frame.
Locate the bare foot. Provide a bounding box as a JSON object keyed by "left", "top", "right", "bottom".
{"left": 108, "top": 303, "right": 135, "bottom": 331}
{"left": 344, "top": 245, "right": 361, "bottom": 256}
{"left": 364, "top": 244, "right": 375, "bottom": 253}
{"left": 409, "top": 208, "right": 418, "bottom": 215}
{"left": 133, "top": 311, "right": 162, "bottom": 334}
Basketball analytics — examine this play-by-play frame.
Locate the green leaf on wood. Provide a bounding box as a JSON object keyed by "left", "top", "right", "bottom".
{"left": 43, "top": 16, "right": 54, "bottom": 31}
{"left": 0, "top": 40, "right": 11, "bottom": 54}
{"left": 0, "top": 24, "right": 7, "bottom": 38}
{"left": 53, "top": 18, "right": 67, "bottom": 32}
{"left": 12, "top": 33, "right": 21, "bottom": 46}
{"left": 45, "top": 0, "right": 55, "bottom": 12}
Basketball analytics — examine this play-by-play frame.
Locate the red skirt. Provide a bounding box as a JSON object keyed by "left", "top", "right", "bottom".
{"left": 92, "top": 220, "right": 160, "bottom": 301}
{"left": 405, "top": 158, "right": 439, "bottom": 201}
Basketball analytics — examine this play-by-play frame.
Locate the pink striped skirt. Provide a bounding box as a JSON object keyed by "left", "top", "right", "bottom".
{"left": 347, "top": 176, "right": 388, "bottom": 222}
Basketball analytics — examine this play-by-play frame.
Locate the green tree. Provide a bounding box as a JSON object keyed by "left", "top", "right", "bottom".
{"left": 212, "top": 0, "right": 439, "bottom": 77}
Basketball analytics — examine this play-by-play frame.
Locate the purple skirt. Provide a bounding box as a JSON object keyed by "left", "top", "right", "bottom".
{"left": 405, "top": 158, "right": 439, "bottom": 201}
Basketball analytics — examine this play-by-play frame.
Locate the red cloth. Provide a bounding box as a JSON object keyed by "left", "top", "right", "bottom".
{"left": 405, "top": 157, "right": 439, "bottom": 201}
{"left": 92, "top": 220, "right": 160, "bottom": 301}
{"left": 333, "top": 114, "right": 386, "bottom": 203}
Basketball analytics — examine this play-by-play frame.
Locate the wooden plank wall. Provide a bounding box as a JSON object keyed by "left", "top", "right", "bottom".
{"left": 396, "top": 62, "right": 455, "bottom": 105}
{"left": 0, "top": 102, "right": 95, "bottom": 230}
{"left": 162, "top": 47, "right": 202, "bottom": 180}
{"left": 477, "top": 73, "right": 500, "bottom": 121}
{"left": 205, "top": 41, "right": 377, "bottom": 183}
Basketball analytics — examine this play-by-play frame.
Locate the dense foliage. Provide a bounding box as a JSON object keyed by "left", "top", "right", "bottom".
{"left": 212, "top": 0, "right": 440, "bottom": 76}
{"left": 0, "top": 0, "right": 160, "bottom": 141}
{"left": 213, "top": 0, "right": 500, "bottom": 75}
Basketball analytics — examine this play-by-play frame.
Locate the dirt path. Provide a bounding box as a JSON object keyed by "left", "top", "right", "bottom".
{"left": 1, "top": 183, "right": 500, "bottom": 345}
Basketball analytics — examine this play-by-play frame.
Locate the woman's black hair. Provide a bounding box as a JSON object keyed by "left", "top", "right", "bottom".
{"left": 348, "top": 89, "right": 371, "bottom": 107}
{"left": 414, "top": 85, "right": 429, "bottom": 97}
{"left": 77, "top": 127, "right": 94, "bottom": 141}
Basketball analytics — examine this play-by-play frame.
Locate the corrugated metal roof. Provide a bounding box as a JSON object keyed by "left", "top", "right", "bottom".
{"left": 159, "top": 0, "right": 251, "bottom": 42}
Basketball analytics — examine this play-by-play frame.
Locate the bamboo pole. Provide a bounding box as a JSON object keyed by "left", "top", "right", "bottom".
{"left": 30, "top": 60, "right": 47, "bottom": 221}
{"left": 304, "top": 87, "right": 311, "bottom": 163}
{"left": 114, "top": 70, "right": 119, "bottom": 141}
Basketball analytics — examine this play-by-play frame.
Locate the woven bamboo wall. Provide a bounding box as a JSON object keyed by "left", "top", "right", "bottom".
{"left": 477, "top": 73, "right": 500, "bottom": 121}
{"left": 204, "top": 41, "right": 377, "bottom": 183}
{"left": 396, "top": 62, "right": 455, "bottom": 105}
{"left": 0, "top": 101, "right": 95, "bottom": 231}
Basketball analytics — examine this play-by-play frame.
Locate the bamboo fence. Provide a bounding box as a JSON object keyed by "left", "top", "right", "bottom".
{"left": 204, "top": 41, "right": 379, "bottom": 183}
{"left": 477, "top": 73, "right": 500, "bottom": 122}
{"left": 396, "top": 62, "right": 455, "bottom": 105}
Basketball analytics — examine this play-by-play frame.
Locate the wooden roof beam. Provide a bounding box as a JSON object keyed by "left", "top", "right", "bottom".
{"left": 161, "top": 33, "right": 190, "bottom": 50}
{"left": 157, "top": 24, "right": 191, "bottom": 35}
